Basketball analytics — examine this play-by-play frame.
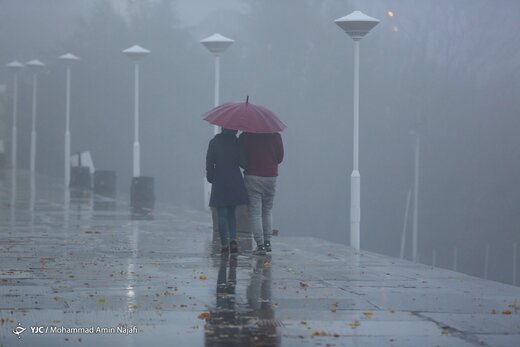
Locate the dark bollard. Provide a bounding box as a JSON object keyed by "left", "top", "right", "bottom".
{"left": 94, "top": 170, "right": 117, "bottom": 197}
{"left": 130, "top": 176, "right": 155, "bottom": 219}
{"left": 70, "top": 167, "right": 91, "bottom": 191}
{"left": 93, "top": 197, "right": 117, "bottom": 212}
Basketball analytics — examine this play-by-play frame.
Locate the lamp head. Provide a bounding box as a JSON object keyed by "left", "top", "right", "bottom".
{"left": 122, "top": 45, "right": 151, "bottom": 61}
{"left": 26, "top": 59, "right": 45, "bottom": 72}
{"left": 200, "top": 33, "right": 234, "bottom": 55}
{"left": 6, "top": 60, "right": 24, "bottom": 71}
{"left": 335, "top": 11, "right": 380, "bottom": 41}
{"left": 59, "top": 53, "right": 80, "bottom": 63}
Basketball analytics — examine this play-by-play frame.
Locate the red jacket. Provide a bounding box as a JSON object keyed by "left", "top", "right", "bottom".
{"left": 239, "top": 132, "right": 284, "bottom": 177}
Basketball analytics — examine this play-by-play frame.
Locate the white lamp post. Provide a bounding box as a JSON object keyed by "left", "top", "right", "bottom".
{"left": 411, "top": 130, "right": 420, "bottom": 262}
{"left": 26, "top": 59, "right": 45, "bottom": 174}
{"left": 122, "top": 45, "right": 150, "bottom": 178}
{"left": 201, "top": 33, "right": 234, "bottom": 209}
{"left": 7, "top": 61, "right": 24, "bottom": 171}
{"left": 59, "top": 53, "right": 80, "bottom": 188}
{"left": 335, "top": 11, "right": 379, "bottom": 250}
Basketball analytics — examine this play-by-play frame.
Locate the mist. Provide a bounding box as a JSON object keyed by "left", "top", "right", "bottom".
{"left": 1, "top": 0, "right": 519, "bottom": 285}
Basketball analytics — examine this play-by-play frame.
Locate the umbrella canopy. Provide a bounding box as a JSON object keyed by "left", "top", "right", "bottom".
{"left": 203, "top": 98, "right": 286, "bottom": 133}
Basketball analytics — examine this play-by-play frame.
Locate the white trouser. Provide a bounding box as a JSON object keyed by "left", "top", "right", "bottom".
{"left": 244, "top": 175, "right": 277, "bottom": 246}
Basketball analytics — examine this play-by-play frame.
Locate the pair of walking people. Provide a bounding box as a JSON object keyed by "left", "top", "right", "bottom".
{"left": 206, "top": 128, "right": 284, "bottom": 255}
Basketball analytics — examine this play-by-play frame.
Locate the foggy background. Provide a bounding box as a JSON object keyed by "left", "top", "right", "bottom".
{"left": 1, "top": 0, "right": 519, "bottom": 285}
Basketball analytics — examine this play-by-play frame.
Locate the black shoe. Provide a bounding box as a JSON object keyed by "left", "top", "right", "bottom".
{"left": 221, "top": 246, "right": 230, "bottom": 254}
{"left": 252, "top": 244, "right": 266, "bottom": 256}
{"left": 264, "top": 241, "right": 272, "bottom": 252}
{"left": 230, "top": 240, "right": 238, "bottom": 254}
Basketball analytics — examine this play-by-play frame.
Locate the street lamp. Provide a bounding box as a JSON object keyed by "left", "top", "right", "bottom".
{"left": 200, "top": 33, "right": 234, "bottom": 209}
{"left": 200, "top": 33, "right": 234, "bottom": 133}
{"left": 122, "top": 45, "right": 150, "bottom": 178}
{"left": 26, "top": 59, "right": 45, "bottom": 174}
{"left": 123, "top": 45, "right": 154, "bottom": 218}
{"left": 335, "top": 11, "right": 379, "bottom": 250}
{"left": 59, "top": 53, "right": 80, "bottom": 188}
{"left": 6, "top": 61, "right": 24, "bottom": 171}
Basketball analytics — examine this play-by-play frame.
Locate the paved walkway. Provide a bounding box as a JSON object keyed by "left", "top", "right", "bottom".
{"left": 1, "top": 170, "right": 519, "bottom": 346}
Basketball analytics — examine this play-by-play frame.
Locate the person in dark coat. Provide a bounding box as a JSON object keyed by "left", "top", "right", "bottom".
{"left": 206, "top": 128, "right": 248, "bottom": 253}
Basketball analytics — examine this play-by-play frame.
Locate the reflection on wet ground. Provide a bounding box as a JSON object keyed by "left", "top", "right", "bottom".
{"left": 1, "top": 170, "right": 520, "bottom": 347}
{"left": 205, "top": 254, "right": 280, "bottom": 347}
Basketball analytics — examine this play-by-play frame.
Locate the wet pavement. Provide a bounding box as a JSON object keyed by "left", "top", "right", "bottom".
{"left": 1, "top": 170, "right": 520, "bottom": 347}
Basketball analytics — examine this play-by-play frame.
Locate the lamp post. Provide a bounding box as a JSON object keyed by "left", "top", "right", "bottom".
{"left": 7, "top": 61, "right": 24, "bottom": 171}
{"left": 411, "top": 130, "right": 421, "bottom": 262}
{"left": 59, "top": 53, "right": 80, "bottom": 188}
{"left": 122, "top": 45, "right": 150, "bottom": 178}
{"left": 26, "top": 59, "right": 45, "bottom": 174}
{"left": 123, "top": 45, "right": 154, "bottom": 218}
{"left": 335, "top": 11, "right": 379, "bottom": 250}
{"left": 200, "top": 33, "right": 234, "bottom": 209}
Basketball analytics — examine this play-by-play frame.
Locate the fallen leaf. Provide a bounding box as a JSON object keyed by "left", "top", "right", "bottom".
{"left": 363, "top": 310, "right": 374, "bottom": 318}
{"left": 198, "top": 312, "right": 211, "bottom": 320}
{"left": 312, "top": 330, "right": 327, "bottom": 336}
{"left": 501, "top": 310, "right": 512, "bottom": 315}
{"left": 350, "top": 320, "right": 360, "bottom": 329}
{"left": 98, "top": 297, "right": 106, "bottom": 304}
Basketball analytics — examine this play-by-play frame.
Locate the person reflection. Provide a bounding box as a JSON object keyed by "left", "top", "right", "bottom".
{"left": 205, "top": 255, "right": 280, "bottom": 347}
{"left": 243, "top": 256, "right": 280, "bottom": 346}
{"left": 205, "top": 254, "right": 239, "bottom": 347}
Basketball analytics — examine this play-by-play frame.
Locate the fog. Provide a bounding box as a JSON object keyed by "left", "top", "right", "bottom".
{"left": 1, "top": 0, "right": 519, "bottom": 285}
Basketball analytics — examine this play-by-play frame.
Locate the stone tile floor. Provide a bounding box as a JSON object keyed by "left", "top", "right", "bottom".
{"left": 0, "top": 170, "right": 519, "bottom": 346}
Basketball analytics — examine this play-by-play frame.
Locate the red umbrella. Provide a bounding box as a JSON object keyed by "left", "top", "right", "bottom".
{"left": 203, "top": 97, "right": 286, "bottom": 133}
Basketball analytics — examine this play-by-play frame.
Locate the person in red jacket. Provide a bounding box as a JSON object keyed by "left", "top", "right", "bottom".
{"left": 239, "top": 132, "right": 284, "bottom": 255}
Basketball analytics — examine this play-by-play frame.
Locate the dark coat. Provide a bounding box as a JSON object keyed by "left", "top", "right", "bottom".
{"left": 206, "top": 132, "right": 248, "bottom": 207}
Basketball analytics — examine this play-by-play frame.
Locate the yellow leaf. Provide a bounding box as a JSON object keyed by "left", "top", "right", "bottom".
{"left": 98, "top": 297, "right": 106, "bottom": 304}
{"left": 198, "top": 312, "right": 211, "bottom": 320}
{"left": 312, "top": 330, "right": 327, "bottom": 336}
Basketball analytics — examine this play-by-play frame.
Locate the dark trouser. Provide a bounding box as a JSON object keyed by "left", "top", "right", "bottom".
{"left": 217, "top": 206, "right": 237, "bottom": 246}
